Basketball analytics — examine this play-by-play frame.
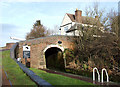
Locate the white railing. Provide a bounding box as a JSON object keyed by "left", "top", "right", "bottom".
{"left": 101, "top": 68, "right": 109, "bottom": 83}
{"left": 93, "top": 67, "right": 100, "bottom": 82}
{"left": 93, "top": 67, "right": 109, "bottom": 83}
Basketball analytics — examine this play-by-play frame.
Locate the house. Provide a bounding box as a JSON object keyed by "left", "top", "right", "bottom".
{"left": 60, "top": 9, "right": 104, "bottom": 36}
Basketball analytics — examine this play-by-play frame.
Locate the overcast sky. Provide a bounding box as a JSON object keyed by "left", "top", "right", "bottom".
{"left": 0, "top": 0, "right": 119, "bottom": 47}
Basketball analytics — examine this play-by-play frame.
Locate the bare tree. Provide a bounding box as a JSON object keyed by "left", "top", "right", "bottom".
{"left": 67, "top": 3, "right": 120, "bottom": 82}
{"left": 108, "top": 9, "right": 119, "bottom": 37}
{"left": 50, "top": 25, "right": 60, "bottom": 35}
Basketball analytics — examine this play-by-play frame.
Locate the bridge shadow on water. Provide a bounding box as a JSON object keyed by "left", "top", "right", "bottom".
{"left": 45, "top": 47, "right": 65, "bottom": 71}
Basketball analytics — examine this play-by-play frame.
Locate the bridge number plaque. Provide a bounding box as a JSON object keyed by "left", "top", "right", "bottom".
{"left": 23, "top": 45, "right": 30, "bottom": 58}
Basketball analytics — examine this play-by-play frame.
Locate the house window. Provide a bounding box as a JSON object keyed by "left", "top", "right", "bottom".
{"left": 64, "top": 26, "right": 68, "bottom": 31}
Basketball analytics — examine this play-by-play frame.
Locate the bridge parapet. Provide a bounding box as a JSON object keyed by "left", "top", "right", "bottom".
{"left": 18, "top": 35, "right": 75, "bottom": 69}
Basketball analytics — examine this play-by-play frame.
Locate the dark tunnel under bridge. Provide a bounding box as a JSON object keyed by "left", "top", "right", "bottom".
{"left": 44, "top": 47, "right": 65, "bottom": 71}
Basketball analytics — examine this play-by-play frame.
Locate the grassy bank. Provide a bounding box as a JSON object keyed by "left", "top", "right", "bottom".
{"left": 30, "top": 68, "right": 95, "bottom": 86}
{"left": 1, "top": 50, "right": 96, "bottom": 86}
{"left": 2, "top": 50, "right": 37, "bottom": 86}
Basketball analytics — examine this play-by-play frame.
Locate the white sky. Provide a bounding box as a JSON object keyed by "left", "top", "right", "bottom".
{"left": 0, "top": 0, "right": 119, "bottom": 47}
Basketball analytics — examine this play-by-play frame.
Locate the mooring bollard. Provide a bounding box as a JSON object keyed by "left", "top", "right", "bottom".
{"left": 93, "top": 67, "right": 100, "bottom": 82}
{"left": 101, "top": 68, "right": 109, "bottom": 83}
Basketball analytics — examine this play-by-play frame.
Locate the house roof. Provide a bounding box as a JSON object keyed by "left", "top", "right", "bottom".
{"left": 66, "top": 13, "right": 102, "bottom": 26}
{"left": 66, "top": 13, "right": 75, "bottom": 22}
{"left": 65, "top": 13, "right": 103, "bottom": 32}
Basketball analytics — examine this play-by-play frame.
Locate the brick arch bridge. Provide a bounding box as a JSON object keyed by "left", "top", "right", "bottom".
{"left": 17, "top": 35, "right": 75, "bottom": 69}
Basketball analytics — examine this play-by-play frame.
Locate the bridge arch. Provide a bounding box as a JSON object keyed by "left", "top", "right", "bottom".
{"left": 43, "top": 45, "right": 65, "bottom": 70}
{"left": 43, "top": 44, "right": 64, "bottom": 53}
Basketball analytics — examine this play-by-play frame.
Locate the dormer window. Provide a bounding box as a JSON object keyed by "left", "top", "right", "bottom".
{"left": 64, "top": 26, "right": 68, "bottom": 31}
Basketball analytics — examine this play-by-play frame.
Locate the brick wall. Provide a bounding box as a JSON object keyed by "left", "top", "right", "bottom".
{"left": 18, "top": 35, "right": 75, "bottom": 69}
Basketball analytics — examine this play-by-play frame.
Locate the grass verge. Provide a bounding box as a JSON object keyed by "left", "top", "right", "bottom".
{"left": 1, "top": 50, "right": 97, "bottom": 86}
{"left": 30, "top": 68, "right": 96, "bottom": 86}
{"left": 2, "top": 50, "right": 37, "bottom": 86}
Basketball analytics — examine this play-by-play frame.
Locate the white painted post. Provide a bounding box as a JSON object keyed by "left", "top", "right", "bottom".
{"left": 93, "top": 67, "right": 100, "bottom": 82}
{"left": 101, "top": 68, "right": 109, "bottom": 83}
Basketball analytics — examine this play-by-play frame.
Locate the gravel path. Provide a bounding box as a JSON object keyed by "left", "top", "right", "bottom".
{"left": 2, "top": 69, "right": 12, "bottom": 86}
{"left": 1, "top": 49, "right": 12, "bottom": 87}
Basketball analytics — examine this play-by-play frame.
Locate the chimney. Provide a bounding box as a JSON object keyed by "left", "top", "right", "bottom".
{"left": 75, "top": 9, "right": 82, "bottom": 23}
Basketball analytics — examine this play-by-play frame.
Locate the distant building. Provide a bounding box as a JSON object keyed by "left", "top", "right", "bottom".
{"left": 60, "top": 9, "right": 104, "bottom": 36}
{"left": 6, "top": 43, "right": 15, "bottom": 49}
{"left": 1, "top": 43, "right": 15, "bottom": 50}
